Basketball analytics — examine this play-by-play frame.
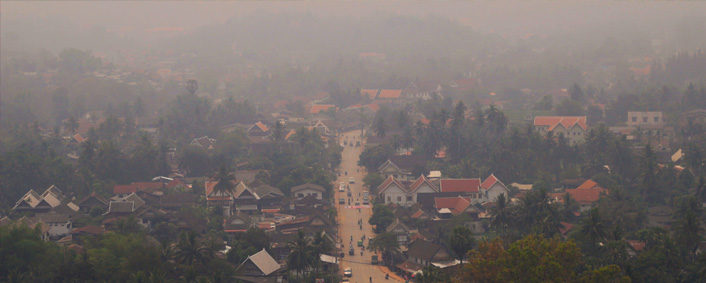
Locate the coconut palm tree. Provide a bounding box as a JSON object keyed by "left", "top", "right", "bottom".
{"left": 175, "top": 230, "right": 210, "bottom": 265}
{"left": 212, "top": 164, "right": 236, "bottom": 198}
{"left": 577, "top": 208, "right": 608, "bottom": 253}
{"left": 287, "top": 231, "right": 317, "bottom": 277}
{"left": 490, "top": 193, "right": 511, "bottom": 232}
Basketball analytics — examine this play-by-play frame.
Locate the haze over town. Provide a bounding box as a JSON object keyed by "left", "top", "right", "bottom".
{"left": 2, "top": 1, "right": 706, "bottom": 283}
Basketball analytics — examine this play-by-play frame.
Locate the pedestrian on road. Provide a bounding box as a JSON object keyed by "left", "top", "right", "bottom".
{"left": 370, "top": 276, "right": 372, "bottom": 283}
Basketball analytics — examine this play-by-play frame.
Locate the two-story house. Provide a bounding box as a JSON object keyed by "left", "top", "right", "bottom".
{"left": 480, "top": 174, "right": 512, "bottom": 203}
{"left": 378, "top": 155, "right": 428, "bottom": 181}
{"left": 627, "top": 111, "right": 665, "bottom": 127}
{"left": 378, "top": 175, "right": 439, "bottom": 207}
{"left": 291, "top": 183, "right": 326, "bottom": 200}
{"left": 36, "top": 213, "right": 72, "bottom": 238}
{"left": 534, "top": 116, "right": 588, "bottom": 145}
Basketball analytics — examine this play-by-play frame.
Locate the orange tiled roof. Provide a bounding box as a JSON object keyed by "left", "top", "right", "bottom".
{"left": 255, "top": 121, "right": 269, "bottom": 132}
{"left": 378, "top": 89, "right": 402, "bottom": 99}
{"left": 309, "top": 104, "right": 336, "bottom": 114}
{"left": 576, "top": 179, "right": 600, "bottom": 190}
{"left": 480, "top": 174, "right": 499, "bottom": 189}
{"left": 361, "top": 89, "right": 379, "bottom": 99}
{"left": 434, "top": 196, "right": 472, "bottom": 216}
{"left": 565, "top": 188, "right": 607, "bottom": 204}
{"left": 534, "top": 116, "right": 587, "bottom": 131}
{"left": 439, "top": 179, "right": 481, "bottom": 193}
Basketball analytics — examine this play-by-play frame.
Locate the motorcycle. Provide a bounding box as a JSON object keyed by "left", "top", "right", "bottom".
{"left": 385, "top": 274, "right": 389, "bottom": 280}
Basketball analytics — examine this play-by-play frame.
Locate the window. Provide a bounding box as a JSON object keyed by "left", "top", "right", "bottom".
{"left": 297, "top": 193, "right": 304, "bottom": 198}
{"left": 387, "top": 196, "right": 391, "bottom": 202}
{"left": 632, "top": 117, "right": 637, "bottom": 122}
{"left": 643, "top": 117, "right": 648, "bottom": 123}
{"left": 312, "top": 193, "right": 318, "bottom": 198}
{"left": 397, "top": 196, "right": 402, "bottom": 202}
{"left": 654, "top": 117, "right": 659, "bottom": 123}
{"left": 406, "top": 196, "right": 412, "bottom": 201}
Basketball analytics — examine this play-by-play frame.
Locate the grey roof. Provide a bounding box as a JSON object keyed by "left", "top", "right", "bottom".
{"left": 407, "top": 239, "right": 445, "bottom": 262}
{"left": 107, "top": 201, "right": 135, "bottom": 213}
{"left": 36, "top": 213, "right": 70, "bottom": 223}
{"left": 291, "top": 183, "right": 325, "bottom": 194}
{"left": 254, "top": 184, "right": 284, "bottom": 198}
{"left": 386, "top": 218, "right": 410, "bottom": 233}
{"left": 123, "top": 193, "right": 145, "bottom": 208}
{"left": 244, "top": 248, "right": 280, "bottom": 276}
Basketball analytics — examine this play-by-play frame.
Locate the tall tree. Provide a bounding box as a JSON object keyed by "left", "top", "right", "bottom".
{"left": 366, "top": 232, "right": 401, "bottom": 266}
{"left": 175, "top": 230, "right": 210, "bottom": 265}
{"left": 448, "top": 226, "right": 475, "bottom": 265}
{"left": 373, "top": 115, "right": 387, "bottom": 137}
{"left": 639, "top": 144, "right": 658, "bottom": 202}
{"left": 212, "top": 164, "right": 236, "bottom": 199}
{"left": 576, "top": 208, "right": 608, "bottom": 254}
{"left": 286, "top": 230, "right": 317, "bottom": 277}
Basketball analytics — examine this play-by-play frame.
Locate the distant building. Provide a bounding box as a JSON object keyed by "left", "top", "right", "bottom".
{"left": 534, "top": 116, "right": 588, "bottom": 145}
{"left": 627, "top": 111, "right": 665, "bottom": 127}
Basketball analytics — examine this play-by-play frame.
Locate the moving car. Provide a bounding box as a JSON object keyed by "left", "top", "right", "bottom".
{"left": 349, "top": 177, "right": 355, "bottom": 184}
{"left": 362, "top": 197, "right": 369, "bottom": 205}
{"left": 342, "top": 278, "right": 350, "bottom": 283}
{"left": 339, "top": 198, "right": 345, "bottom": 204}
{"left": 344, "top": 267, "right": 352, "bottom": 277}
{"left": 355, "top": 202, "right": 360, "bottom": 206}
{"left": 371, "top": 255, "right": 379, "bottom": 265}
{"left": 339, "top": 182, "right": 346, "bottom": 192}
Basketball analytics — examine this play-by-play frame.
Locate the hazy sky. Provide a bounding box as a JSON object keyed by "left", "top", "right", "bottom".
{"left": 3, "top": 1, "right": 705, "bottom": 35}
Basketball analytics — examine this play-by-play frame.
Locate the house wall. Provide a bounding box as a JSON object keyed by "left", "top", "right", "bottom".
{"left": 485, "top": 184, "right": 510, "bottom": 203}
{"left": 292, "top": 188, "right": 323, "bottom": 200}
{"left": 48, "top": 221, "right": 72, "bottom": 237}
{"left": 413, "top": 184, "right": 437, "bottom": 203}
{"left": 380, "top": 184, "right": 411, "bottom": 207}
{"left": 550, "top": 125, "right": 585, "bottom": 145}
{"left": 627, "top": 111, "right": 664, "bottom": 127}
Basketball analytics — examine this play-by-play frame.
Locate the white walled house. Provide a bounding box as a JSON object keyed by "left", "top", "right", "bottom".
{"left": 36, "top": 213, "right": 72, "bottom": 238}
{"left": 534, "top": 116, "right": 588, "bottom": 145}
{"left": 480, "top": 174, "right": 512, "bottom": 203}
{"left": 378, "top": 175, "right": 439, "bottom": 207}
{"left": 291, "top": 183, "right": 326, "bottom": 200}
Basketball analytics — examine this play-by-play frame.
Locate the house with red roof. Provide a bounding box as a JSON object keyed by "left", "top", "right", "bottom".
{"left": 576, "top": 179, "right": 604, "bottom": 190}
{"left": 480, "top": 174, "right": 512, "bottom": 203}
{"left": 309, "top": 104, "right": 337, "bottom": 115}
{"left": 377, "top": 89, "right": 403, "bottom": 102}
{"left": 534, "top": 116, "right": 588, "bottom": 145}
{"left": 433, "top": 196, "right": 477, "bottom": 218}
{"left": 361, "top": 89, "right": 379, "bottom": 99}
{"left": 378, "top": 155, "right": 429, "bottom": 181}
{"left": 113, "top": 182, "right": 164, "bottom": 198}
{"left": 551, "top": 188, "right": 608, "bottom": 212}
{"left": 378, "top": 175, "right": 439, "bottom": 207}
{"left": 439, "top": 178, "right": 482, "bottom": 199}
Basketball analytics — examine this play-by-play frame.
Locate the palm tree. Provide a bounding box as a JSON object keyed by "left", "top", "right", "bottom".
{"left": 175, "top": 230, "right": 210, "bottom": 265}
{"left": 212, "top": 164, "right": 236, "bottom": 198}
{"left": 271, "top": 120, "right": 286, "bottom": 142}
{"left": 638, "top": 144, "right": 658, "bottom": 201}
{"left": 373, "top": 115, "right": 387, "bottom": 137}
{"left": 577, "top": 208, "right": 608, "bottom": 253}
{"left": 448, "top": 226, "right": 475, "bottom": 265}
{"left": 490, "top": 193, "right": 511, "bottom": 232}
{"left": 674, "top": 210, "right": 703, "bottom": 257}
{"left": 287, "top": 230, "right": 317, "bottom": 277}
{"left": 367, "top": 232, "right": 401, "bottom": 266}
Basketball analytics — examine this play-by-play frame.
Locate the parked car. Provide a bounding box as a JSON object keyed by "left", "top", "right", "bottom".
{"left": 344, "top": 267, "right": 352, "bottom": 277}
{"left": 371, "top": 255, "right": 379, "bottom": 265}
{"left": 339, "top": 198, "right": 345, "bottom": 204}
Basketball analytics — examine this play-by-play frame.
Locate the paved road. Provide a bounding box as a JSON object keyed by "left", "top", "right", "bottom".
{"left": 335, "top": 130, "right": 398, "bottom": 283}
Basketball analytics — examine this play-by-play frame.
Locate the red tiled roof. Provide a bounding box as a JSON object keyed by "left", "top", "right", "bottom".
{"left": 112, "top": 182, "right": 163, "bottom": 195}
{"left": 627, "top": 240, "right": 646, "bottom": 252}
{"left": 565, "top": 188, "right": 607, "bottom": 204}
{"left": 409, "top": 175, "right": 434, "bottom": 192}
{"left": 74, "top": 134, "right": 85, "bottom": 143}
{"left": 366, "top": 103, "right": 380, "bottom": 112}
{"left": 559, "top": 222, "right": 574, "bottom": 236}
{"left": 480, "top": 174, "right": 499, "bottom": 189}
{"left": 71, "top": 225, "right": 104, "bottom": 235}
{"left": 166, "top": 178, "right": 186, "bottom": 189}
{"left": 378, "top": 176, "right": 407, "bottom": 193}
{"left": 361, "top": 89, "right": 379, "bottom": 99}
{"left": 411, "top": 210, "right": 427, "bottom": 219}
{"left": 576, "top": 179, "right": 600, "bottom": 190}
{"left": 439, "top": 179, "right": 480, "bottom": 193}
{"left": 309, "top": 104, "right": 336, "bottom": 114}
{"left": 255, "top": 121, "right": 269, "bottom": 132}
{"left": 434, "top": 196, "right": 472, "bottom": 216}
{"left": 534, "top": 116, "right": 588, "bottom": 131}
{"left": 378, "top": 89, "right": 402, "bottom": 99}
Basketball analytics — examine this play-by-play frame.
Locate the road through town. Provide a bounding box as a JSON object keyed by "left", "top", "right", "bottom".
{"left": 335, "top": 130, "right": 400, "bottom": 283}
